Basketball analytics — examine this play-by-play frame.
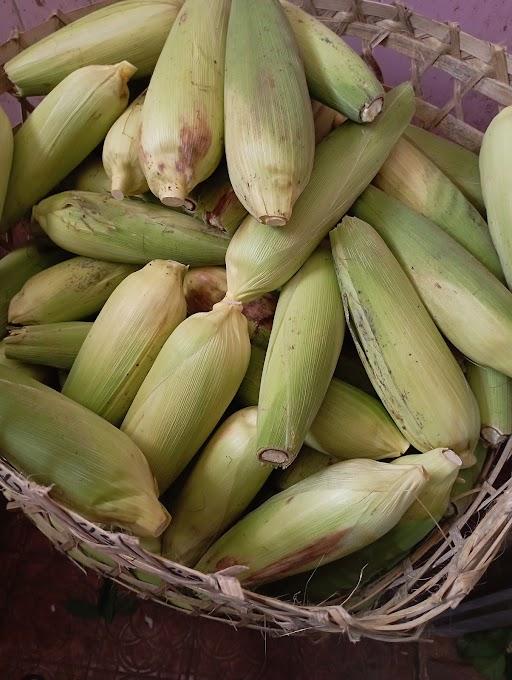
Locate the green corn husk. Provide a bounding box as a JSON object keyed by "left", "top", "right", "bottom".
{"left": 2, "top": 62, "right": 136, "bottom": 228}
{"left": 467, "top": 365, "right": 512, "bottom": 446}
{"left": 238, "top": 344, "right": 409, "bottom": 461}
{"left": 0, "top": 340, "right": 53, "bottom": 383}
{"left": 195, "top": 458, "right": 428, "bottom": 586}
{"left": 0, "top": 365, "right": 169, "bottom": 537}
{"left": 8, "top": 257, "right": 137, "bottom": 325}
{"left": 63, "top": 261, "right": 187, "bottom": 424}
{"left": 311, "top": 100, "right": 346, "bottom": 144}
{"left": 281, "top": 1, "right": 384, "bottom": 123}
{"left": 0, "top": 243, "right": 67, "bottom": 337}
{"left": 186, "top": 164, "right": 247, "bottom": 236}
{"left": 0, "top": 106, "right": 13, "bottom": 221}
{"left": 33, "top": 191, "right": 229, "bottom": 266}
{"left": 140, "top": 0, "right": 230, "bottom": 207}
{"left": 374, "top": 137, "right": 502, "bottom": 280}
{"left": 225, "top": 83, "right": 414, "bottom": 302}
{"left": 277, "top": 448, "right": 462, "bottom": 601}
{"left": 352, "top": 187, "right": 512, "bottom": 378}
{"left": 183, "top": 266, "right": 277, "bottom": 347}
{"left": 451, "top": 440, "right": 488, "bottom": 513}
{"left": 162, "top": 407, "right": 272, "bottom": 566}
{"left": 330, "top": 217, "right": 480, "bottom": 467}
{"left": 480, "top": 106, "right": 512, "bottom": 289}
{"left": 225, "top": 0, "right": 315, "bottom": 226}
{"left": 103, "top": 92, "right": 148, "bottom": 199}
{"left": 122, "top": 299, "right": 251, "bottom": 493}
{"left": 4, "top": 0, "right": 184, "bottom": 96}
{"left": 273, "top": 447, "right": 334, "bottom": 491}
{"left": 403, "top": 125, "right": 484, "bottom": 213}
{"left": 4, "top": 322, "right": 91, "bottom": 370}
{"left": 257, "top": 249, "right": 344, "bottom": 467}
{"left": 67, "top": 157, "right": 111, "bottom": 193}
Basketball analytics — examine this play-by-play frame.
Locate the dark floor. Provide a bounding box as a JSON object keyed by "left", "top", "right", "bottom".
{"left": 0, "top": 503, "right": 486, "bottom": 680}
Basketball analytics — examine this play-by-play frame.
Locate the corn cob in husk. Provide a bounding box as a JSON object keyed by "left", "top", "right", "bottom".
{"left": 63, "top": 261, "right": 187, "bottom": 424}
{"left": 2, "top": 62, "right": 136, "bottom": 228}
{"left": 238, "top": 344, "right": 409, "bottom": 461}
{"left": 225, "top": 83, "right": 414, "bottom": 302}
{"left": 352, "top": 187, "right": 512, "bottom": 378}
{"left": 4, "top": 322, "right": 91, "bottom": 370}
{"left": 33, "top": 191, "right": 229, "bottom": 266}
{"left": 257, "top": 249, "right": 344, "bottom": 467}
{"left": 195, "top": 459, "right": 428, "bottom": 586}
{"left": 186, "top": 164, "right": 247, "bottom": 236}
{"left": 311, "top": 100, "right": 346, "bottom": 144}
{"left": 467, "top": 365, "right": 512, "bottom": 446}
{"left": 374, "top": 137, "right": 502, "bottom": 280}
{"left": 281, "top": 448, "right": 461, "bottom": 601}
{"left": 0, "top": 243, "right": 66, "bottom": 337}
{"left": 330, "top": 216, "right": 480, "bottom": 467}
{"left": 122, "top": 299, "right": 251, "bottom": 493}
{"left": 140, "top": 0, "right": 230, "bottom": 207}
{"left": 281, "top": 1, "right": 384, "bottom": 123}
{"left": 68, "top": 157, "right": 111, "bottom": 193}
{"left": 225, "top": 0, "right": 315, "bottom": 226}
{"left": 183, "top": 266, "right": 276, "bottom": 347}
{"left": 480, "top": 106, "right": 512, "bottom": 289}
{"left": 0, "top": 106, "right": 13, "bottom": 222}
{"left": 3, "top": 0, "right": 183, "bottom": 96}
{"left": 274, "top": 447, "right": 334, "bottom": 491}
{"left": 103, "top": 93, "right": 148, "bottom": 199}
{"left": 0, "top": 365, "right": 169, "bottom": 537}
{"left": 0, "top": 340, "right": 53, "bottom": 383}
{"left": 8, "top": 257, "right": 137, "bottom": 325}
{"left": 162, "top": 407, "right": 272, "bottom": 566}
{"left": 404, "top": 125, "right": 484, "bottom": 213}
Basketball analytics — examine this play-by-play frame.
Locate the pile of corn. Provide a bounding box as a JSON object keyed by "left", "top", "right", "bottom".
{"left": 0, "top": 0, "right": 510, "bottom": 601}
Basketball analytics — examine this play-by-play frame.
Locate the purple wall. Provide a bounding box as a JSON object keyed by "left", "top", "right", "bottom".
{"left": 1, "top": 0, "right": 511, "bottom": 131}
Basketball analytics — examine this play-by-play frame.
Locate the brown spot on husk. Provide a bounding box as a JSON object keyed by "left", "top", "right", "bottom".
{"left": 175, "top": 115, "right": 212, "bottom": 179}
{"left": 206, "top": 189, "right": 240, "bottom": 230}
{"left": 244, "top": 293, "right": 277, "bottom": 336}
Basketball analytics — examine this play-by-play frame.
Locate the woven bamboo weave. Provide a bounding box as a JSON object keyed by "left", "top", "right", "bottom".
{"left": 0, "top": 0, "right": 512, "bottom": 640}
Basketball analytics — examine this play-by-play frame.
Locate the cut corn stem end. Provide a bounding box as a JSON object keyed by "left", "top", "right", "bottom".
{"left": 361, "top": 96, "right": 384, "bottom": 123}
{"left": 259, "top": 449, "right": 289, "bottom": 466}
{"left": 261, "top": 216, "right": 288, "bottom": 227}
{"left": 161, "top": 195, "right": 186, "bottom": 208}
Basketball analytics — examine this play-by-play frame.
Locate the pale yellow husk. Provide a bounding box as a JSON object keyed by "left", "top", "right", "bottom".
{"left": 63, "top": 261, "right": 187, "bottom": 424}
{"left": 103, "top": 92, "right": 148, "bottom": 199}
{"left": 352, "top": 186, "right": 512, "bottom": 378}
{"left": 0, "top": 243, "right": 66, "bottom": 337}
{"left": 195, "top": 459, "right": 428, "bottom": 586}
{"left": 451, "top": 440, "right": 488, "bottom": 513}
{"left": 225, "top": 0, "right": 315, "bottom": 226}
{"left": 68, "top": 157, "right": 111, "bottom": 193}
{"left": 225, "top": 83, "right": 414, "bottom": 302}
{"left": 330, "top": 216, "right": 480, "bottom": 467}
{"left": 257, "top": 249, "right": 344, "bottom": 467}
{"left": 467, "top": 364, "right": 512, "bottom": 446}
{"left": 162, "top": 407, "right": 272, "bottom": 566}
{"left": 121, "top": 299, "right": 251, "bottom": 494}
{"left": 0, "top": 365, "right": 169, "bottom": 537}
{"left": 8, "top": 257, "right": 138, "bottom": 325}
{"left": 480, "top": 105, "right": 512, "bottom": 289}
{"left": 374, "top": 137, "right": 502, "bottom": 280}
{"left": 311, "top": 100, "right": 346, "bottom": 144}
{"left": 404, "top": 125, "right": 484, "bottom": 213}
{"left": 4, "top": 322, "right": 91, "bottom": 370}
{"left": 281, "top": 1, "right": 384, "bottom": 123}
{"left": 0, "top": 106, "right": 13, "bottom": 222}
{"left": 2, "top": 62, "right": 136, "bottom": 228}
{"left": 274, "top": 447, "right": 334, "bottom": 490}
{"left": 238, "top": 344, "right": 410, "bottom": 461}
{"left": 140, "top": 0, "right": 230, "bottom": 207}
{"left": 4, "top": 0, "right": 184, "bottom": 96}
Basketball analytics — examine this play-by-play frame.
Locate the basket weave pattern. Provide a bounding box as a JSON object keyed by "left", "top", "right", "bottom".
{"left": 1, "top": 0, "right": 512, "bottom": 640}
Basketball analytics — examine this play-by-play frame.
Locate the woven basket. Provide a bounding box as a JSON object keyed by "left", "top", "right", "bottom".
{"left": 1, "top": 0, "right": 512, "bottom": 642}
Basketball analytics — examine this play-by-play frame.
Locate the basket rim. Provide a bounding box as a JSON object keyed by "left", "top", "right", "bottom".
{"left": 1, "top": 0, "right": 512, "bottom": 641}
